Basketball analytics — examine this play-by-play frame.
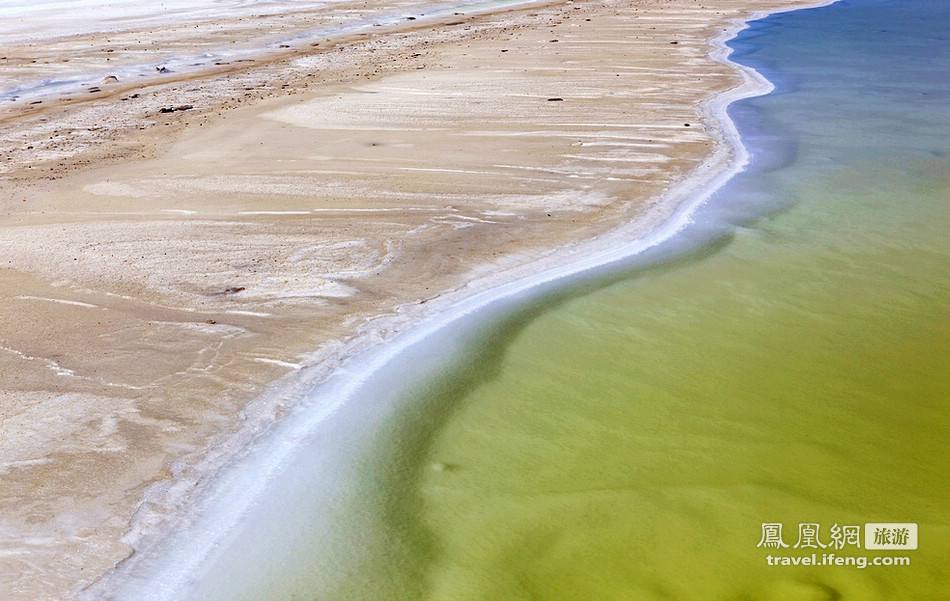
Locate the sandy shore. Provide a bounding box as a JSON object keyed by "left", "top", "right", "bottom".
{"left": 0, "top": 0, "right": 826, "bottom": 598}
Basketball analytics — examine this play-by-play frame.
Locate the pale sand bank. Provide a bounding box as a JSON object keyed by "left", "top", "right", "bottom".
{"left": 0, "top": 0, "right": 826, "bottom": 598}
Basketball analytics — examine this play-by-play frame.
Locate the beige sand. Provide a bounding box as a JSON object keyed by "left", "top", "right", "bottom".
{"left": 0, "top": 0, "right": 824, "bottom": 598}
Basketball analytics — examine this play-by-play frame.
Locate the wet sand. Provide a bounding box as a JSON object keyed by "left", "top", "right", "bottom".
{"left": 0, "top": 0, "right": 826, "bottom": 598}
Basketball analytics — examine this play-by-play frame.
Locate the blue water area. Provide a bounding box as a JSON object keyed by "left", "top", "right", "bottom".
{"left": 686, "top": 0, "right": 950, "bottom": 253}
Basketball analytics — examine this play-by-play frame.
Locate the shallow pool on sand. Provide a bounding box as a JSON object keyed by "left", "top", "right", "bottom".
{"left": 410, "top": 1, "right": 950, "bottom": 598}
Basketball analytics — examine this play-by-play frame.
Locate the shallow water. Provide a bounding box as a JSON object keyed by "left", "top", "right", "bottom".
{"left": 413, "top": 0, "right": 950, "bottom": 598}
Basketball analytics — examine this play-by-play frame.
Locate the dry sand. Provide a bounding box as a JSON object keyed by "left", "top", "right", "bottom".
{"left": 0, "top": 0, "right": 824, "bottom": 598}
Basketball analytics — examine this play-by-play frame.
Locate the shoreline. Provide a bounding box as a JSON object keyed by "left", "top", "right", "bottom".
{"left": 0, "top": 0, "right": 834, "bottom": 598}
{"left": 76, "top": 0, "right": 839, "bottom": 598}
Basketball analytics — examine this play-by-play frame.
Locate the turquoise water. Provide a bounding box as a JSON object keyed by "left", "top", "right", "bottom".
{"left": 411, "top": 1, "right": 950, "bottom": 598}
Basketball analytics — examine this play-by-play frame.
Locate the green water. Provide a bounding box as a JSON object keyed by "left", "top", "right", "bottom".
{"left": 410, "top": 2, "right": 950, "bottom": 598}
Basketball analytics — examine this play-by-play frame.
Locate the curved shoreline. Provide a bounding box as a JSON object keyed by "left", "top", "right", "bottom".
{"left": 78, "top": 0, "right": 838, "bottom": 598}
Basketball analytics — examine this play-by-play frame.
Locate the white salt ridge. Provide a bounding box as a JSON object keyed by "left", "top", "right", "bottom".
{"left": 15, "top": 295, "right": 101, "bottom": 309}
{"left": 0, "top": 0, "right": 547, "bottom": 104}
{"left": 253, "top": 358, "right": 303, "bottom": 370}
{"left": 236, "top": 211, "right": 312, "bottom": 216}
{"left": 0, "top": 0, "right": 331, "bottom": 42}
